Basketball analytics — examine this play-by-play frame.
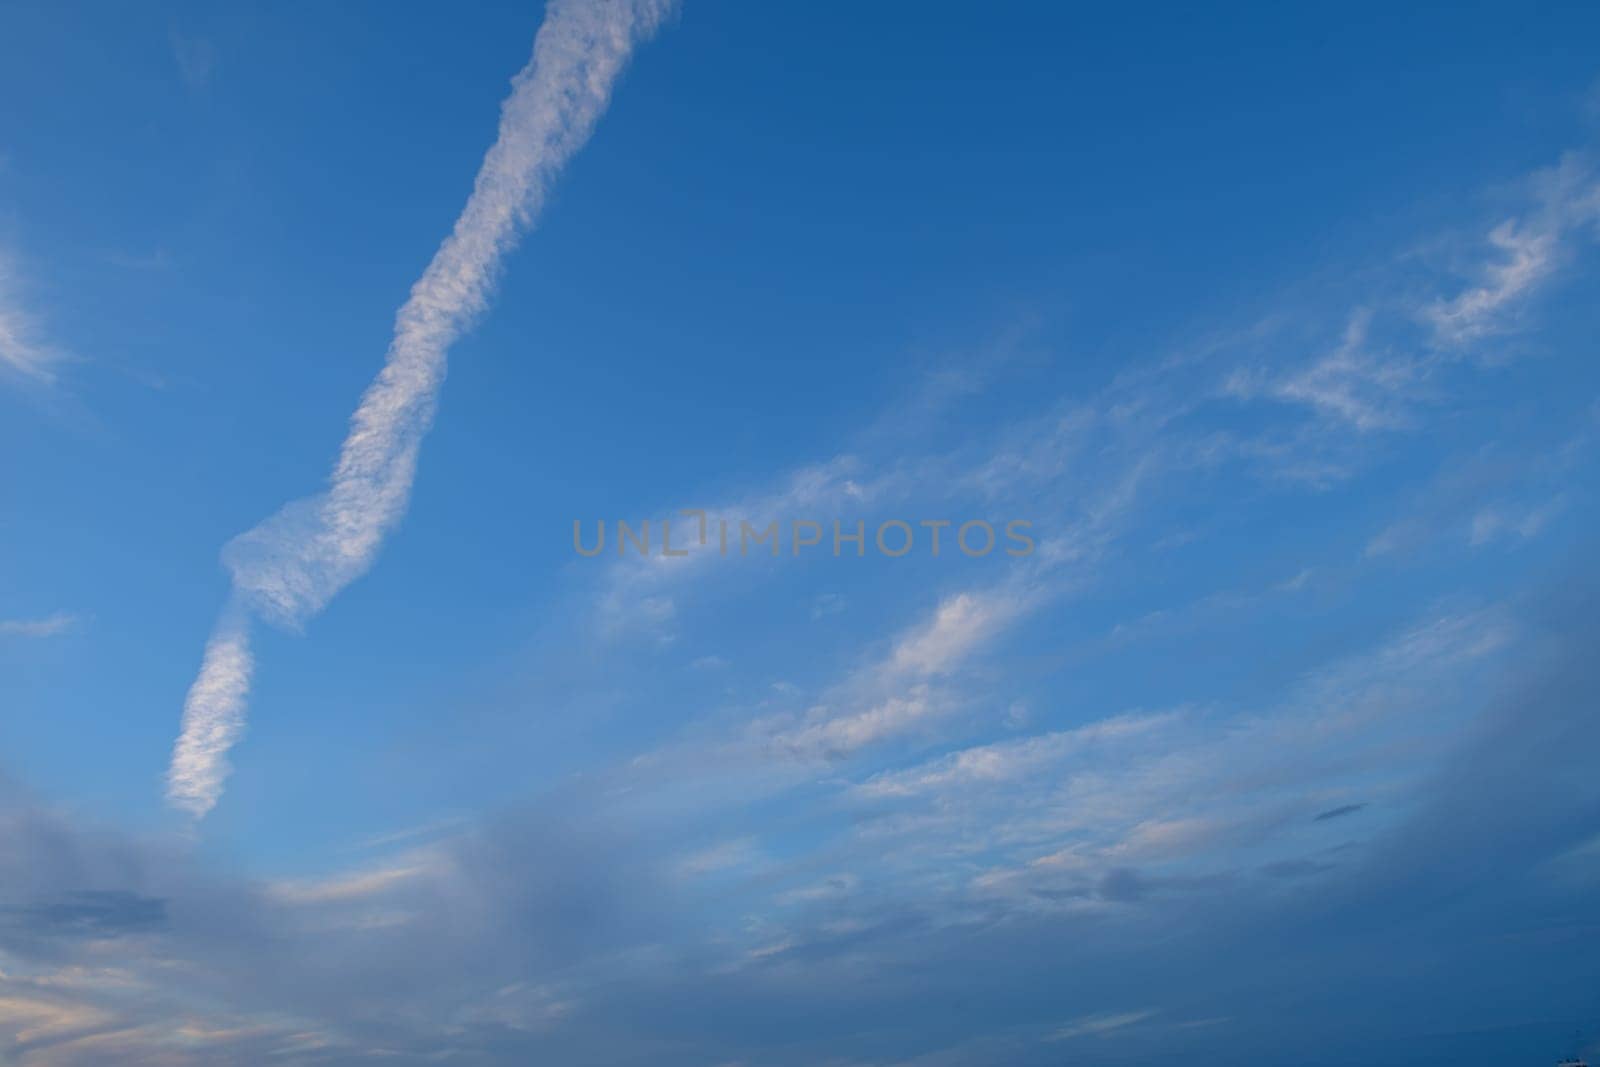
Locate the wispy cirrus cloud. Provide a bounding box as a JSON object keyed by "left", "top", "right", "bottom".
{"left": 583, "top": 160, "right": 1599, "bottom": 777}
{"left": 576, "top": 146, "right": 1600, "bottom": 910}
{"left": 168, "top": 28, "right": 218, "bottom": 93}
{"left": 1427, "top": 155, "right": 1600, "bottom": 345}
{"left": 879, "top": 607, "right": 1515, "bottom": 909}
{"left": 753, "top": 586, "right": 1043, "bottom": 761}
{"left": 1225, "top": 155, "right": 1600, "bottom": 439}
{"left": 4, "top": 585, "right": 1597, "bottom": 1066}
{"left": 1428, "top": 220, "right": 1561, "bottom": 345}
{"left": 0, "top": 613, "right": 80, "bottom": 638}
{"left": 1259, "top": 309, "right": 1424, "bottom": 432}
{"left": 1047, "top": 1008, "right": 1159, "bottom": 1041}
{"left": 0, "top": 250, "right": 66, "bottom": 388}
{"left": 1364, "top": 423, "right": 1592, "bottom": 559}
{"left": 854, "top": 711, "right": 1179, "bottom": 800}
{"left": 167, "top": 0, "right": 674, "bottom": 819}
{"left": 617, "top": 193, "right": 1560, "bottom": 777}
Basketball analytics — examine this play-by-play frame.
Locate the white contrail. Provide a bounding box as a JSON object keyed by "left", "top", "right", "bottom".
{"left": 168, "top": 0, "right": 673, "bottom": 818}
{"left": 169, "top": 605, "right": 254, "bottom": 817}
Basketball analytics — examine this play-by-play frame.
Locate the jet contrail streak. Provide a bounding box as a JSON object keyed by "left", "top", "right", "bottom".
{"left": 168, "top": 0, "right": 672, "bottom": 818}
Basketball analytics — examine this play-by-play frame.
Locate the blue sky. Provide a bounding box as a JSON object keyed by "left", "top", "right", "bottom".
{"left": 3, "top": 1, "right": 1600, "bottom": 1064}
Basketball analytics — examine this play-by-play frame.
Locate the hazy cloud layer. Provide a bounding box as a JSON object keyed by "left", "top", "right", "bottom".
{"left": 4, "top": 576, "right": 1599, "bottom": 1064}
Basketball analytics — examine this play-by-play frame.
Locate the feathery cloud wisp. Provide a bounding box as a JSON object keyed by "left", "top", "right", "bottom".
{"left": 1048, "top": 1009, "right": 1159, "bottom": 1041}
{"left": 167, "top": 0, "right": 672, "bottom": 819}
{"left": 0, "top": 612, "right": 80, "bottom": 638}
{"left": 1428, "top": 155, "right": 1600, "bottom": 345}
{"left": 0, "top": 250, "right": 66, "bottom": 386}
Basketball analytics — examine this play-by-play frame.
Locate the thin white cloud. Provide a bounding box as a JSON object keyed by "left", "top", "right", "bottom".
{"left": 752, "top": 500, "right": 1144, "bottom": 762}
{"left": 167, "top": 0, "right": 672, "bottom": 819}
{"left": 1047, "top": 1009, "right": 1159, "bottom": 1041}
{"left": 767, "top": 687, "right": 938, "bottom": 760}
{"left": 755, "top": 589, "right": 1031, "bottom": 760}
{"left": 169, "top": 28, "right": 218, "bottom": 93}
{"left": 1428, "top": 155, "right": 1600, "bottom": 345}
{"left": 1428, "top": 220, "right": 1559, "bottom": 345}
{"left": 657, "top": 405, "right": 1165, "bottom": 770}
{"left": 775, "top": 872, "right": 858, "bottom": 906}
{"left": 266, "top": 853, "right": 438, "bottom": 905}
{"left": 1223, "top": 156, "right": 1599, "bottom": 440}
{"left": 1269, "top": 309, "right": 1422, "bottom": 431}
{"left": 811, "top": 591, "right": 848, "bottom": 619}
{"left": 1223, "top": 310, "right": 1419, "bottom": 434}
{"left": 614, "top": 148, "right": 1592, "bottom": 816}
{"left": 0, "top": 612, "right": 79, "bottom": 638}
{"left": 885, "top": 591, "right": 1018, "bottom": 678}
{"left": 929, "top": 609, "right": 1513, "bottom": 902}
{"left": 674, "top": 837, "right": 761, "bottom": 880}
{"left": 1469, "top": 496, "right": 1567, "bottom": 547}
{"left": 1364, "top": 427, "right": 1589, "bottom": 559}
{"left": 855, "top": 711, "right": 1179, "bottom": 799}
{"left": 592, "top": 455, "right": 879, "bottom": 638}
{"left": 0, "top": 250, "right": 66, "bottom": 386}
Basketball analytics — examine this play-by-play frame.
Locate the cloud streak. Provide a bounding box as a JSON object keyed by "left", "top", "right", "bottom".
{"left": 0, "top": 613, "right": 79, "bottom": 638}
{"left": 1427, "top": 154, "right": 1600, "bottom": 345}
{"left": 167, "top": 0, "right": 672, "bottom": 818}
{"left": 0, "top": 249, "right": 66, "bottom": 387}
{"left": 166, "top": 609, "right": 254, "bottom": 817}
